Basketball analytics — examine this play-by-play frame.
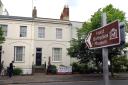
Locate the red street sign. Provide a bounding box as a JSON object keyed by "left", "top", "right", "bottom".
{"left": 85, "top": 20, "right": 120, "bottom": 49}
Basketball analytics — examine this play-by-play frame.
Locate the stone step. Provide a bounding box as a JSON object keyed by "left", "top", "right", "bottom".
{"left": 32, "top": 65, "right": 46, "bottom": 73}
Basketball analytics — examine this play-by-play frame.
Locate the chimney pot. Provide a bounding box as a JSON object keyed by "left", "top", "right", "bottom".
{"left": 32, "top": 6, "right": 37, "bottom": 18}
{"left": 60, "top": 5, "right": 69, "bottom": 20}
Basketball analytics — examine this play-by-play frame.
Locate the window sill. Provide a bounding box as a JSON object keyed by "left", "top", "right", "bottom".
{"left": 20, "top": 37, "right": 27, "bottom": 38}
{"left": 37, "top": 38, "right": 45, "bottom": 39}
{"left": 14, "top": 61, "right": 25, "bottom": 63}
{"left": 56, "top": 38, "right": 62, "bottom": 40}
{"left": 52, "top": 61, "right": 62, "bottom": 63}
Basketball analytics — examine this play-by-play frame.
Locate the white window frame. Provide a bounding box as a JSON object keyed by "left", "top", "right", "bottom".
{"left": 38, "top": 27, "right": 45, "bottom": 38}
{"left": 0, "top": 24, "right": 8, "bottom": 37}
{"left": 20, "top": 26, "right": 27, "bottom": 37}
{"left": 14, "top": 46, "right": 25, "bottom": 62}
{"left": 56, "top": 28, "right": 62, "bottom": 39}
{"left": 52, "top": 48, "right": 62, "bottom": 62}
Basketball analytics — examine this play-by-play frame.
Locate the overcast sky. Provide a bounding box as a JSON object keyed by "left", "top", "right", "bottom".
{"left": 2, "top": 0, "right": 128, "bottom": 22}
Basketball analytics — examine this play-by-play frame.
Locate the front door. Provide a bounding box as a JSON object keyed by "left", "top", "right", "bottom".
{"left": 36, "top": 48, "right": 42, "bottom": 66}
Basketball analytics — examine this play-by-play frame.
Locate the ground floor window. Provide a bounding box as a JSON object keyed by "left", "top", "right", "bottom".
{"left": 52, "top": 48, "right": 62, "bottom": 62}
{"left": 14, "top": 46, "right": 25, "bottom": 62}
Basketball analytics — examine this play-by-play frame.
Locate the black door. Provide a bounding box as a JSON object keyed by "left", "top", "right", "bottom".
{"left": 36, "top": 48, "right": 42, "bottom": 66}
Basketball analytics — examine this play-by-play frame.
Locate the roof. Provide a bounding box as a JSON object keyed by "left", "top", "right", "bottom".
{"left": 0, "top": 15, "right": 71, "bottom": 25}
{"left": 0, "top": 15, "right": 84, "bottom": 26}
{"left": 0, "top": 15, "right": 33, "bottom": 21}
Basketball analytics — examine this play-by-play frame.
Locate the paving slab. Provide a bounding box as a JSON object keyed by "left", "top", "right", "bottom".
{"left": 0, "top": 73, "right": 128, "bottom": 84}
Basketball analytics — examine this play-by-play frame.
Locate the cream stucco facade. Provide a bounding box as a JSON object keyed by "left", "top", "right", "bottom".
{"left": 0, "top": 15, "right": 83, "bottom": 74}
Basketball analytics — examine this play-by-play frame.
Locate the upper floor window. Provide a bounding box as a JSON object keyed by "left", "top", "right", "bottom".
{"left": 14, "top": 46, "right": 25, "bottom": 62}
{"left": 38, "top": 27, "right": 45, "bottom": 38}
{"left": 20, "top": 26, "right": 27, "bottom": 37}
{"left": 56, "top": 28, "right": 62, "bottom": 39}
{"left": 0, "top": 24, "right": 8, "bottom": 37}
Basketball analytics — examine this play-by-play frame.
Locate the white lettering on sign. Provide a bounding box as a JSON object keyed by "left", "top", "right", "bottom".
{"left": 93, "top": 34, "right": 108, "bottom": 41}
{"left": 96, "top": 29, "right": 105, "bottom": 35}
{"left": 94, "top": 40, "right": 108, "bottom": 46}
{"left": 85, "top": 20, "right": 120, "bottom": 49}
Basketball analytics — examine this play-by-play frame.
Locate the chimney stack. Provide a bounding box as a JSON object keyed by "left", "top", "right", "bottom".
{"left": 32, "top": 6, "right": 37, "bottom": 18}
{"left": 60, "top": 5, "right": 69, "bottom": 20}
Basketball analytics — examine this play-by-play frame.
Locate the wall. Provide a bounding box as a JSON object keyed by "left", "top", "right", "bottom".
{"left": 0, "top": 19, "right": 34, "bottom": 74}
{"left": 0, "top": 18, "right": 72, "bottom": 74}
{"left": 34, "top": 21, "right": 71, "bottom": 66}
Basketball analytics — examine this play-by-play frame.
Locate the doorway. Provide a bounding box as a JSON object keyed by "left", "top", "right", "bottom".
{"left": 36, "top": 48, "right": 42, "bottom": 66}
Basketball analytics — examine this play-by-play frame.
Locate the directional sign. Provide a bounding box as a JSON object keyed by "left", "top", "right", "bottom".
{"left": 85, "top": 20, "right": 120, "bottom": 49}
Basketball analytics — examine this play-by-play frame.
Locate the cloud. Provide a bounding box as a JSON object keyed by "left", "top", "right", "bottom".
{"left": 35, "top": 0, "right": 66, "bottom": 19}
{"left": 2, "top": 0, "right": 128, "bottom": 22}
{"left": 66, "top": 0, "right": 78, "bottom": 7}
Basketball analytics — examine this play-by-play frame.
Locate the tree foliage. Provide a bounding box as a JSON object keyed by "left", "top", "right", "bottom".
{"left": 0, "top": 27, "right": 5, "bottom": 44}
{"left": 67, "top": 4, "right": 127, "bottom": 74}
{"left": 78, "top": 4, "right": 125, "bottom": 39}
{"left": 0, "top": 26, "right": 5, "bottom": 73}
{"left": 112, "top": 55, "right": 128, "bottom": 73}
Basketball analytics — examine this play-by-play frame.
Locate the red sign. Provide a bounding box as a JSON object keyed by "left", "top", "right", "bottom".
{"left": 85, "top": 20, "right": 120, "bottom": 49}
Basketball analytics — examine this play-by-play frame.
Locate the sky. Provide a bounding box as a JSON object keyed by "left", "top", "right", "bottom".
{"left": 1, "top": 0, "right": 128, "bottom": 22}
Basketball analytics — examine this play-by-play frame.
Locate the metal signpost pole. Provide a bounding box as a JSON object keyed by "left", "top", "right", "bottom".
{"left": 102, "top": 13, "right": 110, "bottom": 85}
{"left": 86, "top": 13, "right": 120, "bottom": 85}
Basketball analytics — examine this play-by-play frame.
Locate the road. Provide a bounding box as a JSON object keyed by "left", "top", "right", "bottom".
{"left": 8, "top": 80, "right": 128, "bottom": 85}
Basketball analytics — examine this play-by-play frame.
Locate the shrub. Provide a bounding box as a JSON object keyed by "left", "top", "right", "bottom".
{"left": 71, "top": 62, "right": 80, "bottom": 72}
{"left": 0, "top": 61, "right": 4, "bottom": 73}
{"left": 71, "top": 62, "right": 99, "bottom": 74}
{"left": 88, "top": 67, "right": 97, "bottom": 73}
{"left": 79, "top": 64, "right": 88, "bottom": 74}
{"left": 47, "top": 65, "right": 57, "bottom": 74}
{"left": 112, "top": 55, "right": 128, "bottom": 73}
{"left": 0, "top": 63, "right": 3, "bottom": 73}
{"left": 13, "top": 68, "right": 22, "bottom": 75}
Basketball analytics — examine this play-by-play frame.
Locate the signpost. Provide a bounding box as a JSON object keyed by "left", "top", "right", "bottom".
{"left": 85, "top": 13, "right": 123, "bottom": 85}
{"left": 101, "top": 13, "right": 109, "bottom": 85}
{"left": 85, "top": 20, "right": 120, "bottom": 49}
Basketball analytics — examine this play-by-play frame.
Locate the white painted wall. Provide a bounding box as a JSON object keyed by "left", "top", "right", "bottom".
{"left": 0, "top": 19, "right": 33, "bottom": 74}
{"left": 71, "top": 21, "right": 83, "bottom": 39}
{"left": 34, "top": 21, "right": 71, "bottom": 66}
{"left": 0, "top": 18, "right": 74, "bottom": 74}
{"left": 34, "top": 41, "right": 70, "bottom": 66}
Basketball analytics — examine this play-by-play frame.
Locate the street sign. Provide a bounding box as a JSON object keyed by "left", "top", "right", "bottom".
{"left": 85, "top": 20, "right": 120, "bottom": 49}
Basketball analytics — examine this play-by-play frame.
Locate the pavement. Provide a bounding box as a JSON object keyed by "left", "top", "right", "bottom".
{"left": 0, "top": 73, "right": 128, "bottom": 85}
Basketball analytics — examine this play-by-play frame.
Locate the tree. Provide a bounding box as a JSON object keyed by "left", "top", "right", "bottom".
{"left": 0, "top": 26, "right": 5, "bottom": 74}
{"left": 0, "top": 26, "right": 5, "bottom": 43}
{"left": 111, "top": 55, "right": 128, "bottom": 73}
{"left": 67, "top": 4, "right": 127, "bottom": 75}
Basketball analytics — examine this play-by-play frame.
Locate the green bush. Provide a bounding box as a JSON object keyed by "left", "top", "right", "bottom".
{"left": 112, "top": 55, "right": 128, "bottom": 73}
{"left": 71, "top": 62, "right": 80, "bottom": 72}
{"left": 79, "top": 64, "right": 88, "bottom": 74}
{"left": 71, "top": 62, "right": 98, "bottom": 74}
{"left": 13, "top": 68, "right": 22, "bottom": 75}
{"left": 47, "top": 65, "right": 57, "bottom": 74}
